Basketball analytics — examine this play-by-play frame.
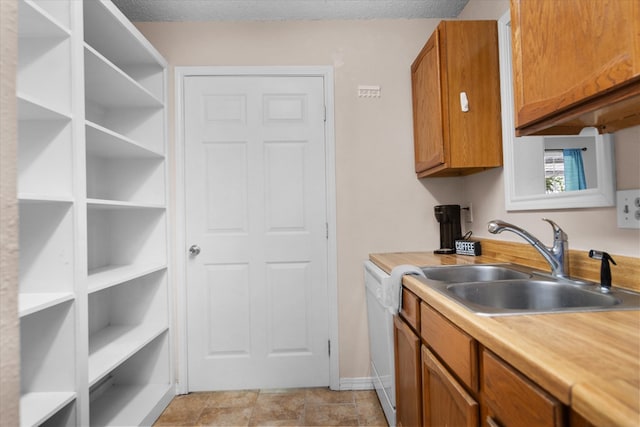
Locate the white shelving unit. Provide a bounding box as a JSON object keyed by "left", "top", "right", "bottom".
{"left": 17, "top": 1, "right": 77, "bottom": 425}
{"left": 17, "top": 0, "right": 173, "bottom": 425}
{"left": 82, "top": 1, "right": 173, "bottom": 425}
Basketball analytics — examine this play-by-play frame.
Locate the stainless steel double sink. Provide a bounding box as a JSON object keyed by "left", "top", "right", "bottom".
{"left": 415, "top": 264, "right": 640, "bottom": 316}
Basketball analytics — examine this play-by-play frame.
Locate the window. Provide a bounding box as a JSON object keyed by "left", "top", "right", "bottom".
{"left": 544, "top": 149, "right": 565, "bottom": 193}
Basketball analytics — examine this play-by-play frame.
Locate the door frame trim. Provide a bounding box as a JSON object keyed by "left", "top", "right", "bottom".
{"left": 174, "top": 66, "right": 339, "bottom": 393}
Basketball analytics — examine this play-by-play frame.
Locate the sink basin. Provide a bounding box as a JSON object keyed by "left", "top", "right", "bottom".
{"left": 421, "top": 264, "right": 532, "bottom": 283}
{"left": 447, "top": 281, "right": 623, "bottom": 312}
{"left": 414, "top": 264, "right": 640, "bottom": 316}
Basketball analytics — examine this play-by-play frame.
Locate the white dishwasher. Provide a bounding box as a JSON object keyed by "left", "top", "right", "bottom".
{"left": 364, "top": 261, "right": 425, "bottom": 427}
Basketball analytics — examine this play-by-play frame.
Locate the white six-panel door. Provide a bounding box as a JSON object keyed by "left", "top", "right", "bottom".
{"left": 184, "top": 75, "right": 330, "bottom": 390}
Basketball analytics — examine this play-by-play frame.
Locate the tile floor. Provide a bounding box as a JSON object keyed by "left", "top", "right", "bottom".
{"left": 153, "top": 387, "right": 389, "bottom": 427}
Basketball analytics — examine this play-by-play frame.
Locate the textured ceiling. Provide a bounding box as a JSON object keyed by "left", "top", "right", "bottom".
{"left": 111, "top": 0, "right": 470, "bottom": 22}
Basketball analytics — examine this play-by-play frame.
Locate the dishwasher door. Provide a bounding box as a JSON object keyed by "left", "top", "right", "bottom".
{"left": 364, "top": 261, "right": 396, "bottom": 426}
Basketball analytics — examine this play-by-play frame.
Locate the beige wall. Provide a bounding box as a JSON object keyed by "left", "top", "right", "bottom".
{"left": 457, "top": 1, "right": 640, "bottom": 256}
{"left": 466, "top": 126, "right": 640, "bottom": 255}
{"left": 136, "top": 18, "right": 465, "bottom": 380}
{"left": 136, "top": 0, "right": 640, "bottom": 382}
{"left": 0, "top": 0, "right": 20, "bottom": 423}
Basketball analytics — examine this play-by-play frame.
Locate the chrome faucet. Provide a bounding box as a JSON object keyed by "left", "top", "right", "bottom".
{"left": 488, "top": 219, "right": 569, "bottom": 278}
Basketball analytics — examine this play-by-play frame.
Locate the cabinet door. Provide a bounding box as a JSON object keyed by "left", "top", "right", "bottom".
{"left": 411, "top": 20, "right": 503, "bottom": 178}
{"left": 412, "top": 28, "right": 445, "bottom": 173}
{"left": 481, "top": 349, "right": 563, "bottom": 427}
{"left": 394, "top": 315, "right": 422, "bottom": 427}
{"left": 422, "top": 346, "right": 479, "bottom": 427}
{"left": 441, "top": 21, "right": 503, "bottom": 172}
{"left": 511, "top": 0, "right": 640, "bottom": 135}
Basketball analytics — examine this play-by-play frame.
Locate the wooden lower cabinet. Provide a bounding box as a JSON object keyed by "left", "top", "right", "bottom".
{"left": 422, "top": 346, "right": 479, "bottom": 427}
{"left": 392, "top": 300, "right": 587, "bottom": 427}
{"left": 394, "top": 315, "right": 422, "bottom": 427}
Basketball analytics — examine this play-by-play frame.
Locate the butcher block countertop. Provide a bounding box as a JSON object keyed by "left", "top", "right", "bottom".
{"left": 369, "top": 250, "right": 640, "bottom": 427}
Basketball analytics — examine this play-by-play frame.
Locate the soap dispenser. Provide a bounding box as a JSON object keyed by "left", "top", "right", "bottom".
{"left": 588, "top": 250, "right": 617, "bottom": 293}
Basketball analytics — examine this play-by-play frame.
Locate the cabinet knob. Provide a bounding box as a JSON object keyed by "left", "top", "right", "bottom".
{"left": 189, "top": 245, "right": 201, "bottom": 256}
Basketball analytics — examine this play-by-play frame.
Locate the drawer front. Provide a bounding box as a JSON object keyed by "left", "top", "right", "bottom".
{"left": 400, "top": 288, "right": 420, "bottom": 332}
{"left": 420, "top": 303, "right": 478, "bottom": 392}
{"left": 481, "top": 349, "right": 563, "bottom": 427}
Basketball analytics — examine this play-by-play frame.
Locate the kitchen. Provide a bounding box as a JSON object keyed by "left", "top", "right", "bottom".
{"left": 1, "top": 0, "right": 639, "bottom": 426}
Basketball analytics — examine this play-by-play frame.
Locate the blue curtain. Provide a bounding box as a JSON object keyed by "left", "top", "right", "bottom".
{"left": 563, "top": 149, "right": 586, "bottom": 191}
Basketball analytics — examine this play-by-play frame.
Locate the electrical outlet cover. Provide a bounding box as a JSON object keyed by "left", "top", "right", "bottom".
{"left": 616, "top": 189, "right": 640, "bottom": 229}
{"left": 464, "top": 202, "right": 473, "bottom": 223}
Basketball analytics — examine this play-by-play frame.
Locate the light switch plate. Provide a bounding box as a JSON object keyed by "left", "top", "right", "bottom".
{"left": 616, "top": 189, "right": 640, "bottom": 229}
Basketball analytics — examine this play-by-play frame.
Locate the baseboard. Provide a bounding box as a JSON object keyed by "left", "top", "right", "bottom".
{"left": 338, "top": 377, "right": 374, "bottom": 391}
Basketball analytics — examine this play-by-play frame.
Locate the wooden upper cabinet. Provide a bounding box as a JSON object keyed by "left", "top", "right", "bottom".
{"left": 510, "top": 0, "right": 640, "bottom": 136}
{"left": 411, "top": 20, "right": 503, "bottom": 178}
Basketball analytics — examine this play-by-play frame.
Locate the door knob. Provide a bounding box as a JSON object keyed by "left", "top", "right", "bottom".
{"left": 189, "top": 245, "right": 201, "bottom": 256}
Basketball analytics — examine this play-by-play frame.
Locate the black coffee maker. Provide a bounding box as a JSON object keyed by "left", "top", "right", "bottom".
{"left": 434, "top": 204, "right": 462, "bottom": 254}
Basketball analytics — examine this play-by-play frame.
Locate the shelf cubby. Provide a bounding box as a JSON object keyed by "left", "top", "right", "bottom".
{"left": 89, "top": 332, "right": 172, "bottom": 427}
{"left": 86, "top": 122, "right": 165, "bottom": 205}
{"left": 19, "top": 0, "right": 69, "bottom": 38}
{"left": 84, "top": 102, "right": 165, "bottom": 155}
{"left": 19, "top": 200, "right": 74, "bottom": 302}
{"left": 83, "top": 44, "right": 164, "bottom": 154}
{"left": 88, "top": 324, "right": 169, "bottom": 387}
{"left": 87, "top": 264, "right": 167, "bottom": 295}
{"left": 83, "top": 0, "right": 165, "bottom": 100}
{"left": 88, "top": 269, "right": 169, "bottom": 386}
{"left": 87, "top": 205, "right": 167, "bottom": 290}
{"left": 18, "top": 197, "right": 73, "bottom": 321}
{"left": 18, "top": 116, "right": 73, "bottom": 199}
{"left": 85, "top": 154, "right": 165, "bottom": 204}
{"left": 20, "top": 301, "right": 76, "bottom": 427}
{"left": 85, "top": 120, "right": 164, "bottom": 159}
{"left": 84, "top": 45, "right": 162, "bottom": 109}
{"left": 18, "top": 0, "right": 71, "bottom": 116}
{"left": 28, "top": 0, "right": 70, "bottom": 32}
